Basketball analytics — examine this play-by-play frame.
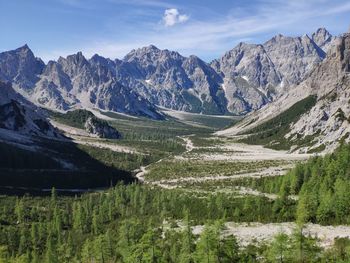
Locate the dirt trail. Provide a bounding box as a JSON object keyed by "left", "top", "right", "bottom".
{"left": 135, "top": 136, "right": 194, "bottom": 181}
{"left": 176, "top": 135, "right": 195, "bottom": 152}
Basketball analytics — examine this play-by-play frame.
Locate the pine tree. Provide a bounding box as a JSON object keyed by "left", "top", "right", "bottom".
{"left": 266, "top": 233, "right": 291, "bottom": 263}
{"left": 178, "top": 209, "right": 194, "bottom": 263}
{"left": 194, "top": 224, "right": 219, "bottom": 263}
{"left": 316, "top": 190, "right": 334, "bottom": 224}
{"left": 18, "top": 226, "right": 28, "bottom": 255}
{"left": 0, "top": 246, "right": 8, "bottom": 263}
{"left": 15, "top": 198, "right": 25, "bottom": 223}
{"left": 45, "top": 233, "right": 57, "bottom": 263}
{"left": 217, "top": 235, "right": 239, "bottom": 263}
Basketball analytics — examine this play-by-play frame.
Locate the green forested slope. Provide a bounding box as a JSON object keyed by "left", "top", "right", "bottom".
{"left": 240, "top": 95, "right": 317, "bottom": 150}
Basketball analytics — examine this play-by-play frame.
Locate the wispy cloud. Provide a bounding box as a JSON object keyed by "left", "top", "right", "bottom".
{"left": 41, "top": 0, "right": 350, "bottom": 62}
{"left": 162, "top": 8, "right": 189, "bottom": 27}
{"left": 107, "top": 0, "right": 174, "bottom": 8}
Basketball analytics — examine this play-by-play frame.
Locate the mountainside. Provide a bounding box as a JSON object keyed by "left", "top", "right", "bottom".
{"left": 0, "top": 81, "right": 60, "bottom": 138}
{"left": 0, "top": 46, "right": 164, "bottom": 120}
{"left": 0, "top": 28, "right": 337, "bottom": 118}
{"left": 219, "top": 32, "right": 350, "bottom": 153}
{"left": 263, "top": 33, "right": 325, "bottom": 86}
{"left": 211, "top": 43, "right": 280, "bottom": 114}
{"left": 116, "top": 45, "right": 227, "bottom": 114}
{"left": 285, "top": 32, "right": 350, "bottom": 152}
{"left": 0, "top": 45, "right": 44, "bottom": 90}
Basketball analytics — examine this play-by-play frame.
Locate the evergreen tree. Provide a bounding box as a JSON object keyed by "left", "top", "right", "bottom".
{"left": 266, "top": 233, "right": 291, "bottom": 263}
{"left": 194, "top": 224, "right": 219, "bottom": 263}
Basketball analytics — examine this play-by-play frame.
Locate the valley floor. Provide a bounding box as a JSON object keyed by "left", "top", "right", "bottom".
{"left": 2, "top": 109, "right": 350, "bottom": 262}
{"left": 51, "top": 111, "right": 348, "bottom": 248}
{"left": 131, "top": 133, "right": 350, "bottom": 247}
{"left": 136, "top": 135, "right": 309, "bottom": 192}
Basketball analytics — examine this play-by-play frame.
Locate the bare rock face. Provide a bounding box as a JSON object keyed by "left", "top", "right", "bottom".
{"left": 0, "top": 47, "right": 164, "bottom": 119}
{"left": 219, "top": 33, "right": 350, "bottom": 153}
{"left": 212, "top": 43, "right": 282, "bottom": 89}
{"left": 312, "top": 27, "right": 334, "bottom": 52}
{"left": 285, "top": 33, "right": 350, "bottom": 152}
{"left": 263, "top": 33, "right": 325, "bottom": 86}
{"left": 117, "top": 45, "right": 227, "bottom": 114}
{"left": 33, "top": 61, "right": 77, "bottom": 111}
{"left": 0, "top": 45, "right": 44, "bottom": 90}
{"left": 211, "top": 29, "right": 334, "bottom": 114}
{"left": 39, "top": 52, "right": 164, "bottom": 119}
{"left": 211, "top": 43, "right": 281, "bottom": 114}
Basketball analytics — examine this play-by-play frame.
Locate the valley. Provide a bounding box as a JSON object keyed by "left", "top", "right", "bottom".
{"left": 0, "top": 20, "right": 350, "bottom": 262}
{"left": 2, "top": 107, "right": 350, "bottom": 262}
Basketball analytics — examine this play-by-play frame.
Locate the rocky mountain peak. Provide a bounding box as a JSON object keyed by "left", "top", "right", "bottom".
{"left": 43, "top": 61, "right": 61, "bottom": 75}
{"left": 90, "top": 54, "right": 110, "bottom": 64}
{"left": 16, "top": 44, "right": 32, "bottom": 54}
{"left": 269, "top": 33, "right": 285, "bottom": 43}
{"left": 124, "top": 45, "right": 183, "bottom": 64}
{"left": 185, "top": 55, "right": 205, "bottom": 66}
{"left": 0, "top": 27, "right": 342, "bottom": 120}
{"left": 312, "top": 27, "right": 332, "bottom": 47}
{"left": 125, "top": 45, "right": 160, "bottom": 59}
{"left": 67, "top": 51, "right": 87, "bottom": 65}
{"left": 56, "top": 51, "right": 90, "bottom": 81}
{"left": 145, "top": 44, "right": 160, "bottom": 51}
{"left": 0, "top": 44, "right": 44, "bottom": 90}
{"left": 263, "top": 32, "right": 326, "bottom": 85}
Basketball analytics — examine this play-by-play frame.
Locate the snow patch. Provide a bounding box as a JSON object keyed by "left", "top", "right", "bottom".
{"left": 242, "top": 75, "right": 249, "bottom": 82}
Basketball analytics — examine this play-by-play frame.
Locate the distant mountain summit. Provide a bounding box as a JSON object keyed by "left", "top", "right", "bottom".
{"left": 0, "top": 28, "right": 338, "bottom": 118}
{"left": 311, "top": 27, "right": 335, "bottom": 51}
{"left": 0, "top": 45, "right": 44, "bottom": 90}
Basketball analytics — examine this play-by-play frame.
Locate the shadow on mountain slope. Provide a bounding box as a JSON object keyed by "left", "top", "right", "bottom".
{"left": 0, "top": 138, "right": 136, "bottom": 195}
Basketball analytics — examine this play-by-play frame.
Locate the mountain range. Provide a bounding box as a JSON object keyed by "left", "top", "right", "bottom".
{"left": 0, "top": 28, "right": 337, "bottom": 119}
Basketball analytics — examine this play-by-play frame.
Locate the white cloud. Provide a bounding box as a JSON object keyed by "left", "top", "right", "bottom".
{"left": 162, "top": 8, "right": 189, "bottom": 27}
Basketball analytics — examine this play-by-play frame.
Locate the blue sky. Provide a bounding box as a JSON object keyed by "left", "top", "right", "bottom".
{"left": 1, "top": 0, "right": 350, "bottom": 62}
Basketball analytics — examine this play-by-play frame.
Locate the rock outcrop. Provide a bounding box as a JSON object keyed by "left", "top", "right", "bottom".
{"left": 84, "top": 116, "right": 121, "bottom": 139}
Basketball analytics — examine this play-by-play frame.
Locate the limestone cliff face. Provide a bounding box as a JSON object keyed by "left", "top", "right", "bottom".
{"left": 285, "top": 33, "right": 350, "bottom": 152}
{"left": 117, "top": 45, "right": 227, "bottom": 114}
{"left": 263, "top": 33, "right": 325, "bottom": 86}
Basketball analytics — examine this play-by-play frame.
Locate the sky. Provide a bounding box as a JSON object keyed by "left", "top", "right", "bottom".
{"left": 1, "top": 0, "right": 350, "bottom": 62}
